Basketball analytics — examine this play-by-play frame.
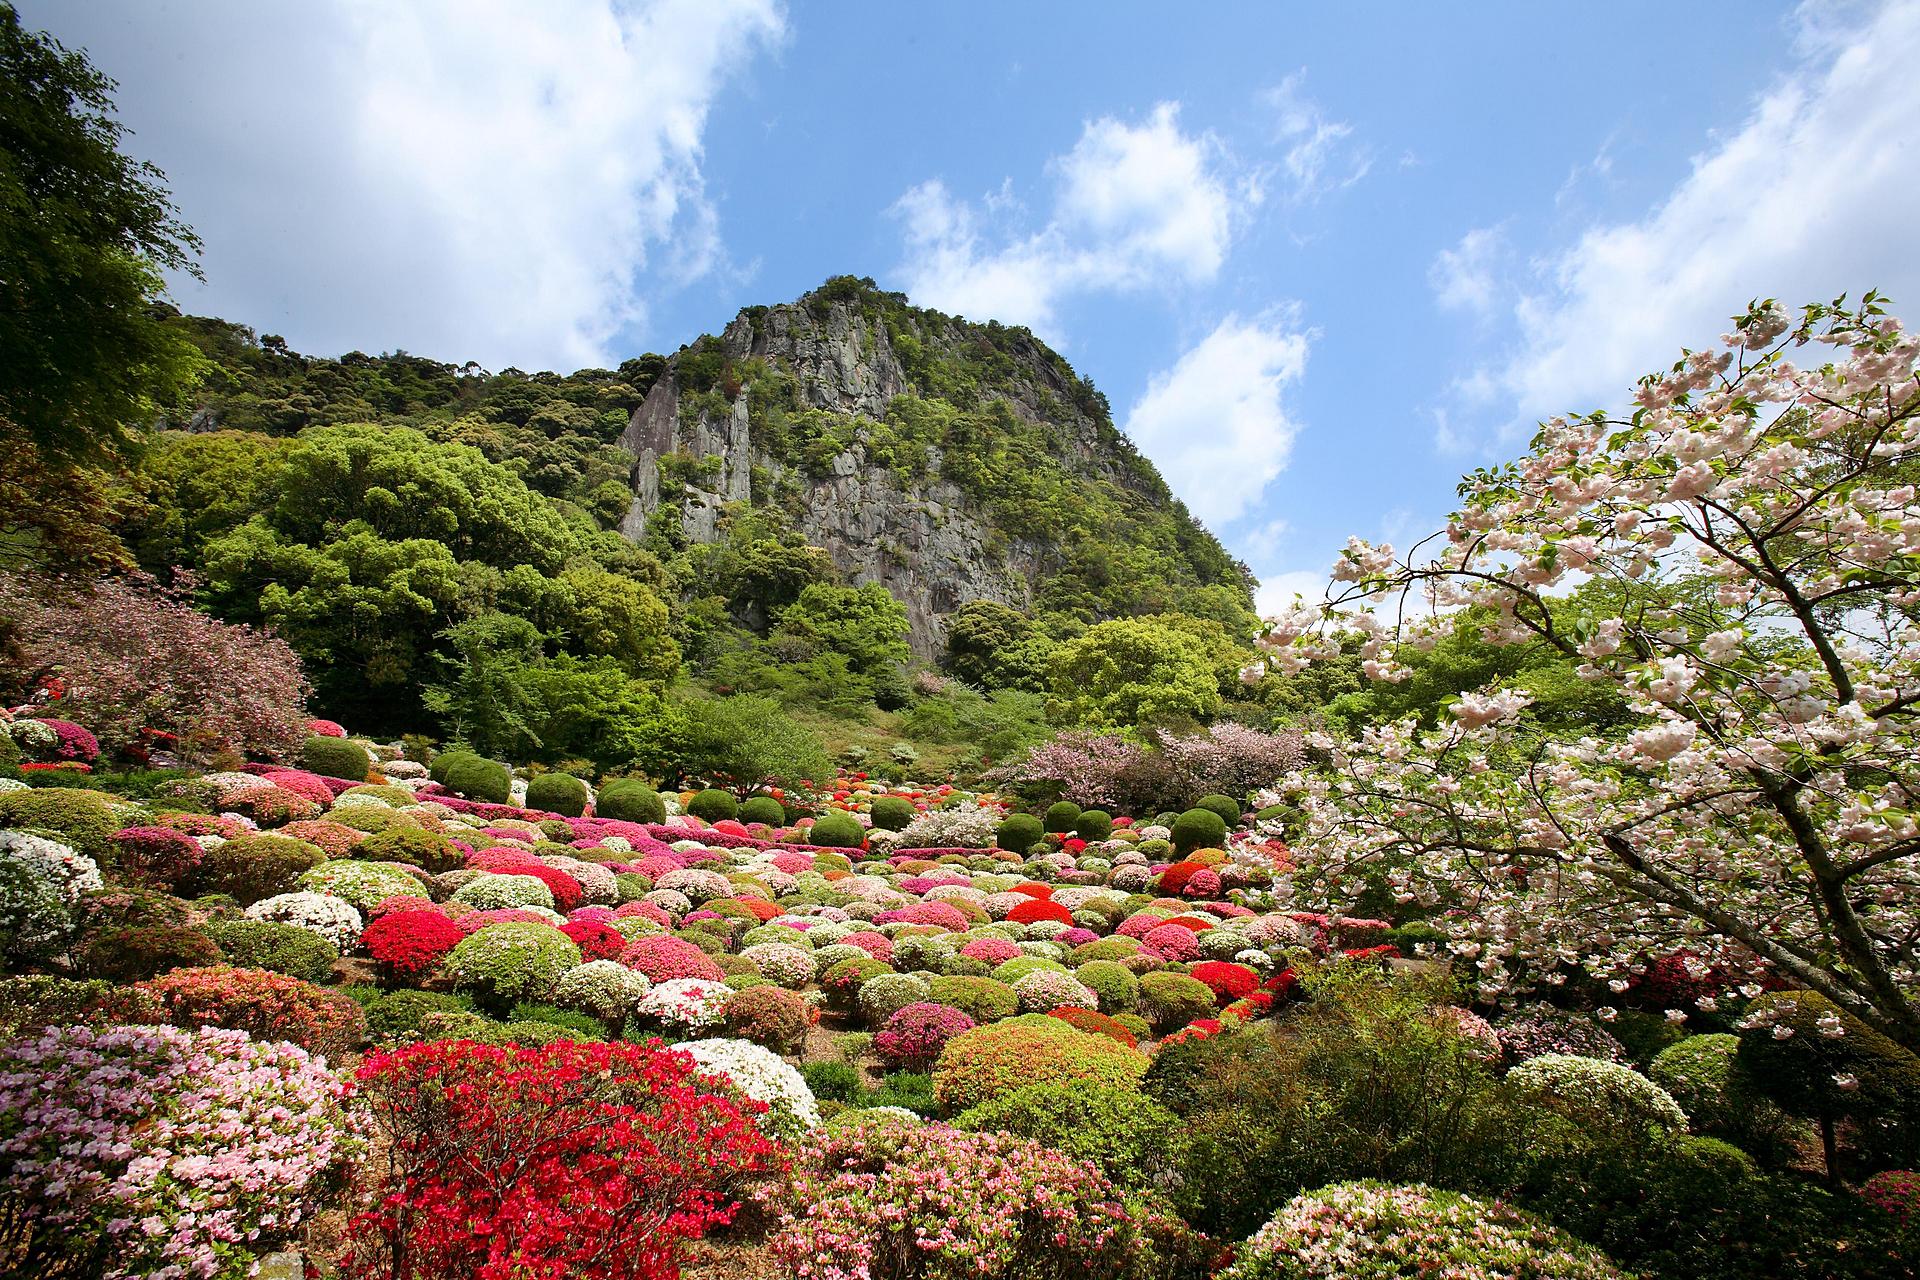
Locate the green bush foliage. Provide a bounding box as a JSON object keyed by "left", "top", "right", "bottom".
{"left": 441, "top": 754, "right": 511, "bottom": 804}
{"left": 523, "top": 772, "right": 589, "bottom": 817}
{"left": 995, "top": 813, "right": 1043, "bottom": 853}
{"left": 299, "top": 735, "right": 370, "bottom": 781}
{"left": 0, "top": 787, "right": 122, "bottom": 861}
{"left": 353, "top": 827, "right": 463, "bottom": 873}
{"left": 1072, "top": 809, "right": 1113, "bottom": 841}
{"left": 868, "top": 796, "right": 915, "bottom": 831}
{"left": 932, "top": 1015, "right": 1148, "bottom": 1113}
{"left": 739, "top": 795, "right": 786, "bottom": 826}
{"left": 1043, "top": 801, "right": 1082, "bottom": 833}
{"left": 205, "top": 918, "right": 339, "bottom": 983}
{"left": 688, "top": 789, "right": 738, "bottom": 822}
{"left": 807, "top": 811, "right": 866, "bottom": 849}
{"left": 1194, "top": 794, "right": 1242, "bottom": 826}
{"left": 1170, "top": 808, "right": 1227, "bottom": 856}
{"left": 186, "top": 833, "right": 325, "bottom": 904}
{"left": 595, "top": 779, "right": 666, "bottom": 823}
{"left": 953, "top": 1081, "right": 1183, "bottom": 1190}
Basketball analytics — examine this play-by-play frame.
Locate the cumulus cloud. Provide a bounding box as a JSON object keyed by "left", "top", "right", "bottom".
{"left": 1121, "top": 314, "right": 1310, "bottom": 527}
{"left": 889, "top": 102, "right": 1244, "bottom": 336}
{"left": 1466, "top": 0, "right": 1920, "bottom": 435}
{"left": 25, "top": 0, "right": 784, "bottom": 370}
{"left": 1262, "top": 71, "right": 1371, "bottom": 201}
{"left": 1429, "top": 226, "right": 1506, "bottom": 315}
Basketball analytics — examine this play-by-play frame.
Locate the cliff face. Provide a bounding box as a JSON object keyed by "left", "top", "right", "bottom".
{"left": 617, "top": 280, "right": 1248, "bottom": 657}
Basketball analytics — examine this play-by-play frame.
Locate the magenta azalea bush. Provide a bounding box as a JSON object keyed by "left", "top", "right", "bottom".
{"left": 0, "top": 1023, "right": 353, "bottom": 1280}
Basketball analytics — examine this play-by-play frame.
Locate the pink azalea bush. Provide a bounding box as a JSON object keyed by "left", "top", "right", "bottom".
{"left": 0, "top": 1023, "right": 352, "bottom": 1280}
{"left": 875, "top": 1001, "right": 977, "bottom": 1072}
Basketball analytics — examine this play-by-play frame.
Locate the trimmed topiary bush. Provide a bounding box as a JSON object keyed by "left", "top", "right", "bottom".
{"left": 136, "top": 964, "right": 367, "bottom": 1058}
{"left": 1170, "top": 808, "right": 1228, "bottom": 856}
{"left": 1504, "top": 1052, "right": 1689, "bottom": 1152}
{"left": 808, "top": 811, "right": 867, "bottom": 849}
{"left": 953, "top": 1081, "right": 1182, "bottom": 1190}
{"left": 443, "top": 922, "right": 582, "bottom": 1012}
{"left": 688, "top": 789, "right": 738, "bottom": 822}
{"left": 187, "top": 834, "right": 326, "bottom": 905}
{"left": 300, "top": 734, "right": 370, "bottom": 781}
{"left": 869, "top": 795, "right": 916, "bottom": 831}
{"left": 1043, "top": 801, "right": 1082, "bottom": 833}
{"left": 523, "top": 772, "right": 589, "bottom": 817}
{"left": 595, "top": 779, "right": 666, "bottom": 823}
{"left": 353, "top": 827, "right": 463, "bottom": 873}
{"left": 205, "top": 918, "right": 340, "bottom": 983}
{"left": 1073, "top": 809, "right": 1113, "bottom": 842}
{"left": 78, "top": 924, "right": 221, "bottom": 983}
{"left": 299, "top": 859, "right": 424, "bottom": 912}
{"left": 739, "top": 795, "right": 786, "bottom": 826}
{"left": 1138, "top": 971, "right": 1217, "bottom": 1033}
{"left": 1222, "top": 1181, "right": 1628, "bottom": 1280}
{"left": 1194, "top": 794, "right": 1242, "bottom": 827}
{"left": 0, "top": 787, "right": 122, "bottom": 862}
{"left": 932, "top": 1015, "right": 1148, "bottom": 1113}
{"left": 995, "top": 813, "right": 1044, "bottom": 853}
{"left": 442, "top": 755, "right": 511, "bottom": 804}
{"left": 927, "top": 975, "right": 1019, "bottom": 1024}
{"left": 1075, "top": 959, "right": 1141, "bottom": 1014}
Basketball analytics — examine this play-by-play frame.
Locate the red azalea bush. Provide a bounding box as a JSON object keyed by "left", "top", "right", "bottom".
{"left": 838, "top": 930, "right": 894, "bottom": 964}
{"left": 110, "top": 825, "right": 205, "bottom": 889}
{"left": 876, "top": 1001, "right": 978, "bottom": 1073}
{"left": 620, "top": 936, "right": 726, "bottom": 983}
{"left": 135, "top": 965, "right": 367, "bottom": 1059}
{"left": 1864, "top": 1170, "right": 1920, "bottom": 1227}
{"left": 1006, "top": 898, "right": 1075, "bottom": 927}
{"left": 1047, "top": 1006, "right": 1138, "bottom": 1047}
{"left": 1190, "top": 961, "right": 1260, "bottom": 1006}
{"left": 37, "top": 718, "right": 101, "bottom": 763}
{"left": 342, "top": 1039, "right": 781, "bottom": 1280}
{"left": 307, "top": 718, "right": 347, "bottom": 737}
{"left": 361, "top": 910, "right": 466, "bottom": 981}
{"left": 516, "top": 863, "right": 585, "bottom": 911}
{"left": 562, "top": 919, "right": 628, "bottom": 961}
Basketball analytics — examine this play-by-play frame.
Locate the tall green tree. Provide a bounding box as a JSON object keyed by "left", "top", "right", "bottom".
{"left": 0, "top": 4, "right": 206, "bottom": 568}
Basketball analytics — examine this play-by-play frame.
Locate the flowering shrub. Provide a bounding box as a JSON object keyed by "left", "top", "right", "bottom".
{"left": 1864, "top": 1170, "right": 1920, "bottom": 1227}
{"left": 0, "top": 1023, "right": 350, "bottom": 1280}
{"left": 768, "top": 1122, "right": 1138, "bottom": 1280}
{"left": 443, "top": 922, "right": 583, "bottom": 1011}
{"left": 342, "top": 1039, "right": 779, "bottom": 1280}
{"left": 680, "top": 1037, "right": 821, "bottom": 1141}
{"left": 361, "top": 909, "right": 465, "bottom": 981}
{"left": 722, "top": 983, "right": 816, "bottom": 1052}
{"left": 246, "top": 890, "right": 365, "bottom": 950}
{"left": 1047, "top": 1007, "right": 1137, "bottom": 1046}
{"left": 552, "top": 959, "right": 652, "bottom": 1025}
{"left": 299, "top": 858, "right": 423, "bottom": 911}
{"left": 560, "top": 918, "right": 627, "bottom": 961}
{"left": 858, "top": 972, "right": 933, "bottom": 1025}
{"left": 1221, "top": 1181, "right": 1627, "bottom": 1279}
{"left": 108, "top": 824, "right": 204, "bottom": 889}
{"left": 1012, "top": 969, "right": 1097, "bottom": 1014}
{"left": 742, "top": 940, "right": 819, "bottom": 987}
{"left": 876, "top": 1001, "right": 976, "bottom": 1072}
{"left": 621, "top": 934, "right": 726, "bottom": 983}
{"left": 1504, "top": 1053, "right": 1689, "bottom": 1150}
{"left": 1496, "top": 1010, "right": 1627, "bottom": 1065}
{"left": 0, "top": 830, "right": 100, "bottom": 959}
{"left": 895, "top": 802, "right": 1002, "bottom": 850}
{"left": 637, "top": 977, "right": 730, "bottom": 1032}
{"left": 933, "top": 1016, "right": 1148, "bottom": 1113}
{"left": 1138, "top": 972, "right": 1217, "bottom": 1033}
{"left": 137, "top": 964, "right": 367, "bottom": 1059}
{"left": 1190, "top": 960, "right": 1260, "bottom": 1005}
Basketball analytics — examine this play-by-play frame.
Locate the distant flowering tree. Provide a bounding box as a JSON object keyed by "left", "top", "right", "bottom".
{"left": 3, "top": 570, "right": 309, "bottom": 762}
{"left": 990, "top": 731, "right": 1171, "bottom": 812}
{"left": 1251, "top": 295, "right": 1920, "bottom": 1048}
{"left": 1154, "top": 721, "right": 1305, "bottom": 800}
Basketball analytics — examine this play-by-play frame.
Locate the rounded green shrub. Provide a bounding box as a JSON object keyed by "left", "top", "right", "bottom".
{"left": 0, "top": 787, "right": 121, "bottom": 861}
{"left": 299, "top": 859, "right": 423, "bottom": 911}
{"left": 740, "top": 795, "right": 787, "bottom": 826}
{"left": 1170, "top": 808, "right": 1228, "bottom": 856}
{"left": 1194, "top": 794, "right": 1242, "bottom": 827}
{"left": 808, "top": 811, "right": 867, "bottom": 849}
{"left": 300, "top": 735, "right": 371, "bottom": 781}
{"left": 932, "top": 1015, "right": 1148, "bottom": 1112}
{"left": 428, "top": 749, "right": 477, "bottom": 785}
{"left": 868, "top": 796, "right": 916, "bottom": 831}
{"left": 1074, "top": 959, "right": 1140, "bottom": 1014}
{"left": 953, "top": 1081, "right": 1182, "bottom": 1189}
{"left": 353, "top": 827, "right": 463, "bottom": 873}
{"left": 596, "top": 779, "right": 666, "bottom": 824}
{"left": 1505, "top": 1052, "right": 1689, "bottom": 1152}
{"left": 688, "top": 789, "right": 739, "bottom": 822}
{"left": 1043, "top": 801, "right": 1082, "bottom": 833}
{"left": 1138, "top": 971, "right": 1217, "bottom": 1033}
{"left": 206, "top": 918, "right": 340, "bottom": 983}
{"left": 350, "top": 987, "right": 476, "bottom": 1043}
{"left": 524, "top": 772, "right": 589, "bottom": 817}
{"left": 995, "top": 813, "right": 1043, "bottom": 853}
{"left": 1736, "top": 989, "right": 1920, "bottom": 1157}
{"left": 186, "top": 834, "right": 325, "bottom": 905}
{"left": 77, "top": 924, "right": 221, "bottom": 983}
{"left": 443, "top": 922, "right": 582, "bottom": 1012}
{"left": 1072, "top": 809, "right": 1113, "bottom": 842}
{"left": 442, "top": 755, "right": 511, "bottom": 804}
{"left": 927, "top": 975, "right": 1019, "bottom": 1024}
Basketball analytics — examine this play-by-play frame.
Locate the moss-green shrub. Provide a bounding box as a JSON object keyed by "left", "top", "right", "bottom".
{"left": 1073, "top": 809, "right": 1113, "bottom": 842}
{"left": 0, "top": 787, "right": 122, "bottom": 861}
{"left": 740, "top": 795, "right": 787, "bottom": 826}
{"left": 1194, "top": 794, "right": 1242, "bottom": 826}
{"left": 1074, "top": 959, "right": 1140, "bottom": 1014}
{"left": 427, "top": 749, "right": 477, "bottom": 785}
{"left": 1043, "top": 801, "right": 1082, "bottom": 833}
{"left": 443, "top": 922, "right": 581, "bottom": 1012}
{"left": 524, "top": 772, "right": 589, "bottom": 817}
{"left": 186, "top": 834, "right": 325, "bottom": 905}
{"left": 349, "top": 987, "right": 477, "bottom": 1043}
{"left": 927, "top": 975, "right": 1019, "bottom": 1024}
{"left": 337, "top": 784, "right": 413, "bottom": 805}
{"left": 1736, "top": 990, "right": 1920, "bottom": 1164}
{"left": 990, "top": 955, "right": 1068, "bottom": 985}
{"left": 807, "top": 811, "right": 867, "bottom": 849}
{"left": 1170, "top": 808, "right": 1228, "bottom": 857}
{"left": 1650, "top": 1033, "right": 1799, "bottom": 1162}
{"left": 688, "top": 789, "right": 738, "bottom": 822}
{"left": 868, "top": 796, "right": 916, "bottom": 831}
{"left": 932, "top": 1015, "right": 1149, "bottom": 1112}
{"left": 77, "top": 924, "right": 221, "bottom": 983}
{"left": 995, "top": 813, "right": 1043, "bottom": 853}
{"left": 0, "top": 974, "right": 160, "bottom": 1035}
{"left": 592, "top": 779, "right": 666, "bottom": 823}
{"left": 1138, "top": 971, "right": 1217, "bottom": 1032}
{"left": 801, "top": 1059, "right": 862, "bottom": 1102}
{"left": 442, "top": 755, "right": 511, "bottom": 804}
{"left": 353, "top": 827, "right": 463, "bottom": 873}
{"left": 953, "top": 1081, "right": 1182, "bottom": 1189}
{"left": 300, "top": 735, "right": 370, "bottom": 781}
{"left": 299, "top": 859, "right": 424, "bottom": 911}
{"left": 206, "top": 918, "right": 339, "bottom": 983}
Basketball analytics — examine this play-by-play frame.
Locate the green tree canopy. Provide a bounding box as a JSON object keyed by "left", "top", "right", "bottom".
{"left": 1047, "top": 616, "right": 1223, "bottom": 731}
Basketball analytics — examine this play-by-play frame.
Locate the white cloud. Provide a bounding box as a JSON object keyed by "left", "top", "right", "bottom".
{"left": 1262, "top": 71, "right": 1370, "bottom": 201}
{"left": 25, "top": 0, "right": 784, "bottom": 369}
{"left": 1255, "top": 569, "right": 1329, "bottom": 617}
{"left": 1429, "top": 226, "right": 1505, "bottom": 315}
{"left": 1122, "top": 314, "right": 1310, "bottom": 527}
{"left": 889, "top": 102, "right": 1242, "bottom": 336}
{"left": 1477, "top": 0, "right": 1920, "bottom": 432}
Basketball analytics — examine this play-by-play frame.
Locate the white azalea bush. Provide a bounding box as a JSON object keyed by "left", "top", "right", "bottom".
{"left": 679, "top": 1036, "right": 821, "bottom": 1142}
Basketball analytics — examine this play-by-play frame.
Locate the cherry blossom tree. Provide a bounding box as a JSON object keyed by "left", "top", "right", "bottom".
{"left": 1250, "top": 294, "right": 1920, "bottom": 1048}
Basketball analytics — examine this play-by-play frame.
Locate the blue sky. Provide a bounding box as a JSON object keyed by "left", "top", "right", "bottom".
{"left": 27, "top": 0, "right": 1920, "bottom": 612}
